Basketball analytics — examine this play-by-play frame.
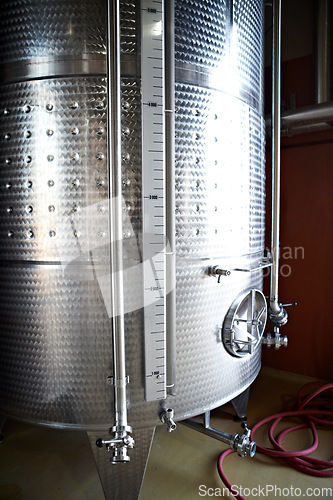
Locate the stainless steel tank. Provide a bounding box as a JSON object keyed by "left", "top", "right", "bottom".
{"left": 0, "top": 0, "right": 266, "bottom": 496}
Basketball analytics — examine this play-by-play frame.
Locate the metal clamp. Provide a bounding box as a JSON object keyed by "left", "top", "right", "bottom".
{"left": 232, "top": 423, "right": 256, "bottom": 458}
{"left": 269, "top": 300, "right": 297, "bottom": 326}
{"left": 269, "top": 302, "right": 288, "bottom": 325}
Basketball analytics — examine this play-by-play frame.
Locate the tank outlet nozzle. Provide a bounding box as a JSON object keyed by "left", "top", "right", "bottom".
{"left": 161, "top": 408, "right": 177, "bottom": 432}
{"left": 208, "top": 266, "right": 231, "bottom": 283}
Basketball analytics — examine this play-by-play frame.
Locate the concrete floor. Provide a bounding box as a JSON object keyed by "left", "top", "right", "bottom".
{"left": 0, "top": 367, "right": 332, "bottom": 499}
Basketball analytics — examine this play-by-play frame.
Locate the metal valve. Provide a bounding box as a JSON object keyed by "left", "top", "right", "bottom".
{"left": 209, "top": 265, "right": 231, "bottom": 283}
{"left": 160, "top": 408, "right": 177, "bottom": 432}
{"left": 232, "top": 422, "right": 256, "bottom": 458}
{"left": 269, "top": 300, "right": 297, "bottom": 326}
{"left": 96, "top": 425, "right": 134, "bottom": 463}
{"left": 262, "top": 326, "right": 288, "bottom": 349}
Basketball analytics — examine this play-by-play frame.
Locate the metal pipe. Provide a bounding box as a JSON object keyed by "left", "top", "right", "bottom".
{"left": 280, "top": 122, "right": 332, "bottom": 136}
{"left": 316, "top": 0, "right": 331, "bottom": 104}
{"left": 264, "top": 0, "right": 332, "bottom": 137}
{"left": 165, "top": 0, "right": 176, "bottom": 396}
{"left": 269, "top": 0, "right": 287, "bottom": 325}
{"left": 266, "top": 101, "right": 333, "bottom": 133}
{"left": 282, "top": 101, "right": 333, "bottom": 126}
{"left": 182, "top": 417, "right": 256, "bottom": 458}
{"left": 106, "top": 0, "right": 133, "bottom": 461}
{"left": 183, "top": 418, "right": 237, "bottom": 445}
{"left": 266, "top": 101, "right": 333, "bottom": 129}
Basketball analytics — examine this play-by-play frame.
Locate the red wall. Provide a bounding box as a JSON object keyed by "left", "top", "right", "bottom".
{"left": 262, "top": 56, "right": 333, "bottom": 380}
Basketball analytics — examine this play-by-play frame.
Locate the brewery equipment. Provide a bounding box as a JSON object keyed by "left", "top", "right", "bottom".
{"left": 0, "top": 1, "right": 272, "bottom": 497}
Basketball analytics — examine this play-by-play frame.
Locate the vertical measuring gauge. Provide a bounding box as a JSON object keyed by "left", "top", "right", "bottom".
{"left": 141, "top": 0, "right": 166, "bottom": 402}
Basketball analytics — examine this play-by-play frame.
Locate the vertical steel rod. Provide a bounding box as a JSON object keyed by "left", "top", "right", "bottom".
{"left": 106, "top": 0, "right": 132, "bottom": 458}
{"left": 269, "top": 0, "right": 284, "bottom": 322}
{"left": 165, "top": 0, "right": 176, "bottom": 396}
{"left": 316, "top": 0, "right": 331, "bottom": 104}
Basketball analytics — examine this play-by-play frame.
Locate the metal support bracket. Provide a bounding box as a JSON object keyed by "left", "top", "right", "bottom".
{"left": 209, "top": 254, "right": 272, "bottom": 283}
{"left": 182, "top": 412, "right": 256, "bottom": 458}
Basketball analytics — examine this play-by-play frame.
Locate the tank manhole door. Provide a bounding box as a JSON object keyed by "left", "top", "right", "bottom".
{"left": 222, "top": 289, "right": 267, "bottom": 357}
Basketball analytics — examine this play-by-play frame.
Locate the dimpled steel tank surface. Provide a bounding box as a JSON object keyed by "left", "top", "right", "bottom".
{"left": 0, "top": 0, "right": 265, "bottom": 497}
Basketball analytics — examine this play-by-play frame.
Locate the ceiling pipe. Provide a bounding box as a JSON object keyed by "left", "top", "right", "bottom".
{"left": 266, "top": 0, "right": 333, "bottom": 136}
{"left": 266, "top": 101, "right": 333, "bottom": 136}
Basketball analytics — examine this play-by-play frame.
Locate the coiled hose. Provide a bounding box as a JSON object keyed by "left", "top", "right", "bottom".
{"left": 217, "top": 382, "right": 333, "bottom": 500}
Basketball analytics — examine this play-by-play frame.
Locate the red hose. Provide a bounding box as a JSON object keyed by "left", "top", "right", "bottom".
{"left": 217, "top": 382, "right": 333, "bottom": 499}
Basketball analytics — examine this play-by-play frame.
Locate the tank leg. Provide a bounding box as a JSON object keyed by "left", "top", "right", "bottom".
{"left": 231, "top": 386, "right": 250, "bottom": 422}
{"left": 87, "top": 427, "right": 155, "bottom": 500}
{"left": 0, "top": 415, "right": 6, "bottom": 443}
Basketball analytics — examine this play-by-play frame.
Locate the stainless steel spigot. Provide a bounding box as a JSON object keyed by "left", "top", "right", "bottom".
{"left": 161, "top": 408, "right": 177, "bottom": 432}
{"left": 208, "top": 266, "right": 231, "bottom": 283}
